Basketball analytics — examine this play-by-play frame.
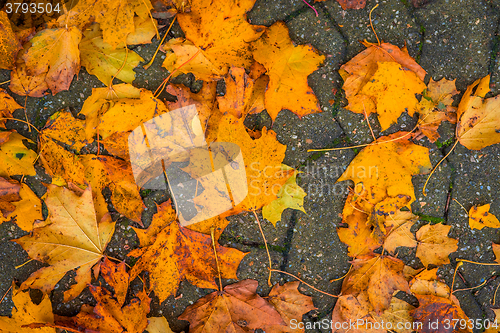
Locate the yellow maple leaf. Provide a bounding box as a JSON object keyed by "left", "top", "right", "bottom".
{"left": 468, "top": 204, "right": 500, "bottom": 230}
{"left": 415, "top": 223, "right": 458, "bottom": 268}
{"left": 15, "top": 185, "right": 115, "bottom": 302}
{"left": 79, "top": 24, "right": 144, "bottom": 86}
{"left": 252, "top": 21, "right": 325, "bottom": 121}
{"left": 0, "top": 131, "right": 37, "bottom": 178}
{"left": 0, "top": 183, "right": 43, "bottom": 232}
{"left": 23, "top": 26, "right": 82, "bottom": 94}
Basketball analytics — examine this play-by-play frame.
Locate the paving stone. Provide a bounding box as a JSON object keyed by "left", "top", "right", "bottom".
{"left": 236, "top": 248, "right": 284, "bottom": 295}
{"left": 273, "top": 110, "right": 344, "bottom": 168}
{"left": 247, "top": 0, "right": 306, "bottom": 26}
{"left": 287, "top": 7, "right": 346, "bottom": 110}
{"left": 286, "top": 150, "right": 355, "bottom": 318}
{"left": 324, "top": 0, "right": 422, "bottom": 59}
{"left": 488, "top": 20, "right": 500, "bottom": 95}
{"left": 415, "top": 0, "right": 497, "bottom": 92}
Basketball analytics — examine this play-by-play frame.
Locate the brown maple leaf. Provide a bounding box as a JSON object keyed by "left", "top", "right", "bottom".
{"left": 178, "top": 279, "right": 285, "bottom": 333}
{"left": 128, "top": 201, "right": 246, "bottom": 302}
{"left": 411, "top": 295, "right": 471, "bottom": 333}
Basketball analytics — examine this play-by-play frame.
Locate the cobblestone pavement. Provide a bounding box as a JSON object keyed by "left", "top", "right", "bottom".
{"left": 1, "top": 0, "right": 500, "bottom": 332}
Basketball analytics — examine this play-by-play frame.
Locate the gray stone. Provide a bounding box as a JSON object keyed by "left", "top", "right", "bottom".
{"left": 273, "top": 110, "right": 344, "bottom": 168}
{"left": 415, "top": 0, "right": 497, "bottom": 92}
{"left": 324, "top": 0, "right": 422, "bottom": 59}
{"left": 286, "top": 150, "right": 354, "bottom": 315}
{"left": 248, "top": 0, "right": 306, "bottom": 26}
{"left": 236, "top": 248, "right": 285, "bottom": 295}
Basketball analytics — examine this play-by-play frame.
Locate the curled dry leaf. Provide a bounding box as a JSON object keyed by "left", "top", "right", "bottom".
{"left": 15, "top": 186, "right": 115, "bottom": 301}
{"left": 341, "top": 255, "right": 410, "bottom": 313}
{"left": 409, "top": 268, "right": 451, "bottom": 299}
{"left": 415, "top": 223, "right": 458, "bottom": 268}
{"left": 383, "top": 209, "right": 418, "bottom": 254}
{"left": 0, "top": 283, "right": 55, "bottom": 333}
{"left": 128, "top": 201, "right": 246, "bottom": 302}
{"left": 468, "top": 204, "right": 500, "bottom": 230}
{"left": 456, "top": 75, "right": 500, "bottom": 150}
{"left": 100, "top": 257, "right": 129, "bottom": 306}
{"left": 178, "top": 279, "right": 285, "bottom": 333}
{"left": 252, "top": 21, "right": 324, "bottom": 121}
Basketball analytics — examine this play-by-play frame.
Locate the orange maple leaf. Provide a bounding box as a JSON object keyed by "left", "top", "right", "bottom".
{"left": 411, "top": 295, "right": 471, "bottom": 333}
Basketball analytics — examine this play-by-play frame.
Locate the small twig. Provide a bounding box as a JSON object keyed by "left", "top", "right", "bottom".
{"left": 269, "top": 269, "right": 338, "bottom": 298}
{"left": 211, "top": 227, "right": 223, "bottom": 292}
{"left": 0, "top": 80, "right": 10, "bottom": 85}
{"left": 144, "top": 16, "right": 177, "bottom": 70}
{"left": 109, "top": 45, "right": 129, "bottom": 87}
{"left": 450, "top": 261, "right": 463, "bottom": 297}
{"left": 423, "top": 139, "right": 459, "bottom": 196}
{"left": 453, "top": 198, "right": 469, "bottom": 216}
{"left": 301, "top": 0, "right": 318, "bottom": 17}
{"left": 15, "top": 258, "right": 34, "bottom": 269}
{"left": 369, "top": 4, "right": 380, "bottom": 45}
{"left": 253, "top": 209, "right": 273, "bottom": 287}
{"left": 494, "top": 282, "right": 500, "bottom": 305}
{"left": 0, "top": 285, "right": 12, "bottom": 306}
{"left": 0, "top": 117, "right": 40, "bottom": 133}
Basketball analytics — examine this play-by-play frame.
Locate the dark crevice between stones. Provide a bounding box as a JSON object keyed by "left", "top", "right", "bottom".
{"left": 282, "top": 4, "right": 309, "bottom": 23}
{"left": 316, "top": 2, "right": 349, "bottom": 63}
{"left": 278, "top": 210, "right": 298, "bottom": 279}
{"left": 399, "top": 0, "right": 426, "bottom": 63}
{"left": 488, "top": 15, "right": 500, "bottom": 75}
{"left": 442, "top": 145, "right": 458, "bottom": 223}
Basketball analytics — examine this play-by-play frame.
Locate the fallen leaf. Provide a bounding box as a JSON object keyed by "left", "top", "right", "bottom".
{"left": 337, "top": 132, "right": 431, "bottom": 205}
{"left": 73, "top": 285, "right": 150, "bottom": 333}
{"left": 383, "top": 210, "right": 418, "bottom": 254}
{"left": 349, "top": 61, "right": 426, "bottom": 130}
{"left": 252, "top": 21, "right": 324, "bottom": 121}
{"left": 0, "top": 131, "right": 37, "bottom": 178}
{"left": 100, "top": 257, "right": 129, "bottom": 306}
{"left": 178, "top": 279, "right": 285, "bottom": 333}
{"left": 0, "top": 283, "right": 55, "bottom": 333}
{"left": 146, "top": 317, "right": 174, "bottom": 333}
{"left": 174, "top": 0, "right": 265, "bottom": 79}
{"left": 126, "top": 16, "right": 158, "bottom": 45}
{"left": 79, "top": 24, "right": 144, "bottom": 86}
{"left": 0, "top": 182, "right": 42, "bottom": 232}
{"left": 411, "top": 294, "right": 471, "bottom": 333}
{"left": 409, "top": 268, "right": 451, "bottom": 299}
{"left": 41, "top": 109, "right": 91, "bottom": 151}
{"left": 9, "top": 56, "right": 49, "bottom": 97}
{"left": 417, "top": 78, "right": 458, "bottom": 142}
{"left": 485, "top": 308, "right": 500, "bottom": 333}
{"left": 456, "top": 75, "right": 500, "bottom": 150}
{"left": 0, "top": 11, "right": 21, "bottom": 70}
{"left": 0, "top": 177, "right": 20, "bottom": 218}
{"left": 128, "top": 201, "right": 246, "bottom": 302}
{"left": 415, "top": 223, "right": 458, "bottom": 268}
{"left": 0, "top": 89, "right": 23, "bottom": 128}
{"left": 215, "top": 115, "right": 294, "bottom": 212}
{"left": 336, "top": 0, "right": 367, "bottom": 9}
{"left": 262, "top": 167, "right": 306, "bottom": 226}
{"left": 342, "top": 255, "right": 410, "bottom": 313}
{"left": 267, "top": 281, "right": 316, "bottom": 333}
{"left": 23, "top": 26, "right": 82, "bottom": 94}
{"left": 492, "top": 242, "right": 500, "bottom": 264}
{"left": 15, "top": 185, "right": 115, "bottom": 301}
{"left": 217, "top": 67, "right": 267, "bottom": 119}
{"left": 469, "top": 204, "right": 500, "bottom": 230}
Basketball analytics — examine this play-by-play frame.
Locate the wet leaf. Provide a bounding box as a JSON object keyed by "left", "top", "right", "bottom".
{"left": 415, "top": 223, "right": 458, "bottom": 268}
{"left": 468, "top": 204, "right": 500, "bottom": 230}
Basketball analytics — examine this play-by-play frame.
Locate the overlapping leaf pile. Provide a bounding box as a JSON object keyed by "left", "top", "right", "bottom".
{"left": 2, "top": 0, "right": 500, "bottom": 331}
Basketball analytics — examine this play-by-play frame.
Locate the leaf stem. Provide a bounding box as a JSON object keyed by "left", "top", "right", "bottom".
{"left": 144, "top": 16, "right": 177, "bottom": 70}
{"left": 253, "top": 209, "right": 273, "bottom": 287}
{"left": 369, "top": 4, "right": 380, "bottom": 45}
{"left": 422, "top": 139, "right": 459, "bottom": 196}
{"left": 269, "top": 268, "right": 338, "bottom": 298}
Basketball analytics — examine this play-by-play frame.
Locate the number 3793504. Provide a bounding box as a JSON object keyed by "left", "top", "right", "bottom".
{"left": 5, "top": 2, "right": 61, "bottom": 14}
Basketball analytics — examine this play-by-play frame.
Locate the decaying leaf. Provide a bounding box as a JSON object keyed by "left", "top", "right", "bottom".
{"left": 411, "top": 295, "right": 471, "bottom": 333}
{"left": 468, "top": 204, "right": 500, "bottom": 230}
{"left": 128, "top": 200, "right": 246, "bottom": 302}
{"left": 0, "top": 177, "right": 20, "bottom": 218}
{"left": 417, "top": 78, "right": 458, "bottom": 142}
{"left": 73, "top": 285, "right": 150, "bottom": 333}
{"left": 146, "top": 317, "right": 174, "bottom": 333}
{"left": 0, "top": 283, "right": 55, "bottom": 333}
{"left": 41, "top": 109, "right": 90, "bottom": 151}
{"left": 0, "top": 182, "right": 42, "bottom": 232}
{"left": 341, "top": 255, "right": 410, "bottom": 313}
{"left": 409, "top": 268, "right": 451, "bottom": 299}
{"left": 0, "top": 11, "right": 21, "bottom": 70}
{"left": 335, "top": 0, "right": 367, "bottom": 9}
{"left": 456, "top": 75, "right": 500, "bottom": 150}
{"left": 383, "top": 210, "right": 418, "bottom": 254}
{"left": 415, "top": 223, "right": 458, "bottom": 268}
{"left": 178, "top": 279, "right": 285, "bottom": 333}
{"left": 252, "top": 21, "right": 324, "bottom": 121}
{"left": 15, "top": 186, "right": 115, "bottom": 301}
{"left": 23, "top": 26, "right": 82, "bottom": 94}
{"left": 0, "top": 131, "right": 37, "bottom": 178}
{"left": 100, "top": 257, "right": 129, "bottom": 306}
